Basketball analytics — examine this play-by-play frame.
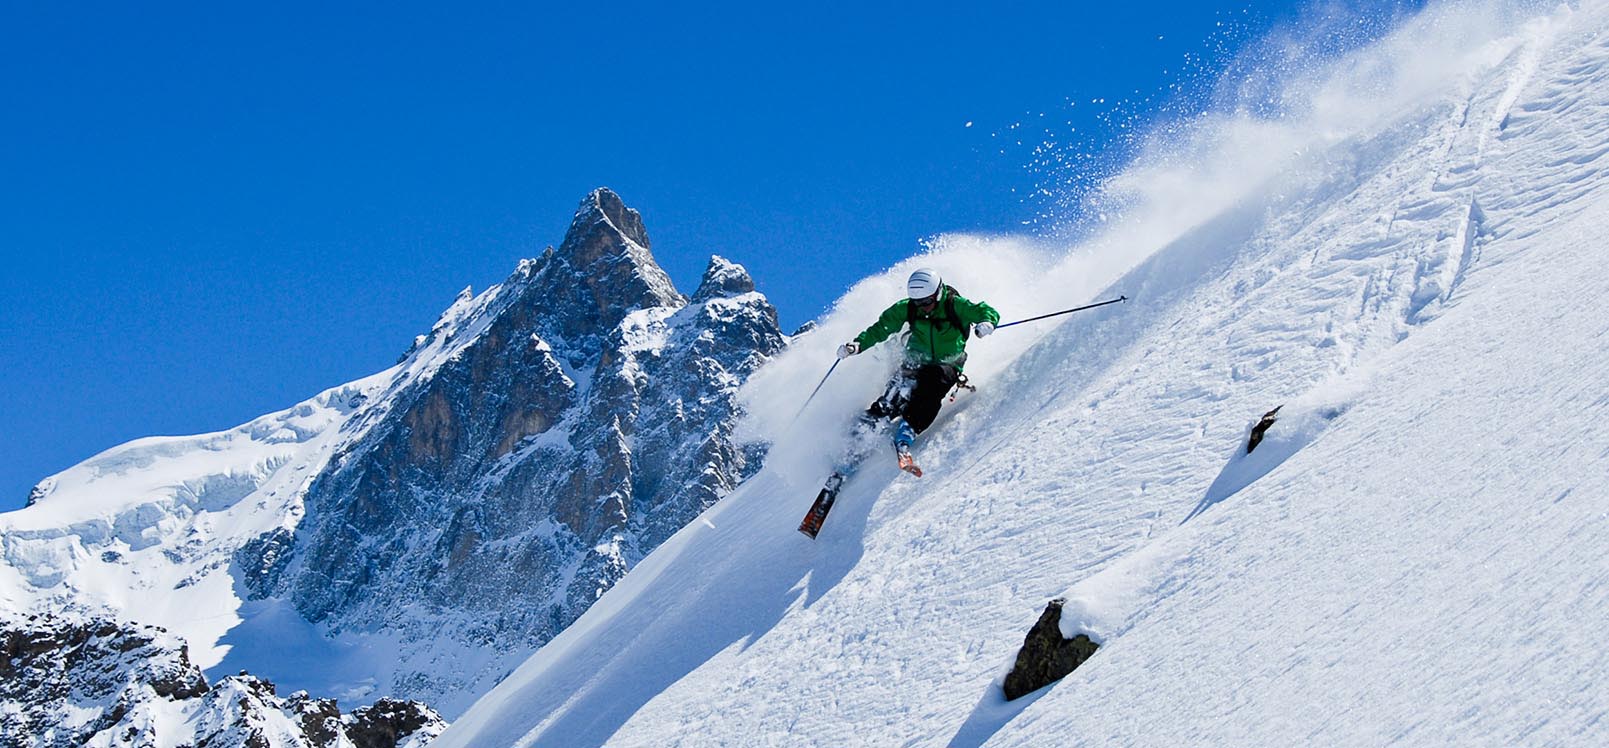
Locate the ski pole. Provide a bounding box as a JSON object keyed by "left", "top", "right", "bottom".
{"left": 995, "top": 295, "right": 1128, "bottom": 330}
{"left": 790, "top": 359, "right": 841, "bottom": 424}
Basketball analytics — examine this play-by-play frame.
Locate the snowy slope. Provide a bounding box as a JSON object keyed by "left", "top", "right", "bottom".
{"left": 436, "top": 2, "right": 1609, "bottom": 746}
{"left": 0, "top": 368, "right": 399, "bottom": 671}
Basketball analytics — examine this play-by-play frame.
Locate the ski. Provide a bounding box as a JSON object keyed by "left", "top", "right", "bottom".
{"left": 798, "top": 472, "right": 846, "bottom": 539}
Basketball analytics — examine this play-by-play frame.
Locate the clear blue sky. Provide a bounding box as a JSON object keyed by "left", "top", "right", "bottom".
{"left": 1, "top": 1, "right": 1391, "bottom": 510}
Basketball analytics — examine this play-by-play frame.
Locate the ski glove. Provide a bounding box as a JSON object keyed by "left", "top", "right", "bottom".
{"left": 837, "top": 342, "right": 860, "bottom": 359}
{"left": 974, "top": 321, "right": 995, "bottom": 338}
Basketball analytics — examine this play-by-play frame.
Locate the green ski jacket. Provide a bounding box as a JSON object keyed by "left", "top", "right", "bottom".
{"left": 854, "top": 286, "right": 1000, "bottom": 370}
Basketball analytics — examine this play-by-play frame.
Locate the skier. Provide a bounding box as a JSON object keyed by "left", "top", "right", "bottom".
{"left": 798, "top": 267, "right": 999, "bottom": 538}
{"left": 834, "top": 267, "right": 1000, "bottom": 476}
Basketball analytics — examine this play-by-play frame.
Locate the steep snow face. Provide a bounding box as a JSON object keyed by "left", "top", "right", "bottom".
{"left": 437, "top": 3, "right": 1609, "bottom": 746}
{"left": 0, "top": 188, "right": 786, "bottom": 718}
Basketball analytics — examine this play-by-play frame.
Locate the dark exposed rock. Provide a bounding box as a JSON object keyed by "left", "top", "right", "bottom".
{"left": 25, "top": 478, "right": 52, "bottom": 507}
{"left": 287, "top": 692, "right": 344, "bottom": 747}
{"left": 1002, "top": 598, "right": 1100, "bottom": 701}
{"left": 545, "top": 187, "right": 685, "bottom": 354}
{"left": 0, "top": 615, "right": 444, "bottom": 747}
{"left": 236, "top": 527, "right": 295, "bottom": 599}
{"left": 0, "top": 615, "right": 204, "bottom": 746}
{"left": 1246, "top": 405, "right": 1283, "bottom": 454}
{"left": 345, "top": 698, "right": 444, "bottom": 748}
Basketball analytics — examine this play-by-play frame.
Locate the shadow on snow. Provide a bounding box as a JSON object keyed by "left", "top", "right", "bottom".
{"left": 516, "top": 466, "right": 895, "bottom": 747}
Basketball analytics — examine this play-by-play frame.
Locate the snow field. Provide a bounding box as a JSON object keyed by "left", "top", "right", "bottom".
{"left": 437, "top": 1, "right": 1609, "bottom": 746}
{"left": 1010, "top": 184, "right": 1609, "bottom": 747}
{"left": 0, "top": 376, "right": 383, "bottom": 668}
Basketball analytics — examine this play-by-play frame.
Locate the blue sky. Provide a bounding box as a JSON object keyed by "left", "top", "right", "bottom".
{"left": 0, "top": 1, "right": 1375, "bottom": 509}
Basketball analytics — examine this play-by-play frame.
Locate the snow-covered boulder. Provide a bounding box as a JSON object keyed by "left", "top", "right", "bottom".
{"left": 1001, "top": 599, "right": 1100, "bottom": 701}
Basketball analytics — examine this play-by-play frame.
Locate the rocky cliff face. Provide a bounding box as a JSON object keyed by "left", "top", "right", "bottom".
{"left": 0, "top": 615, "right": 445, "bottom": 748}
{"left": 1, "top": 188, "right": 787, "bottom": 719}
{"left": 234, "top": 188, "right": 786, "bottom": 711}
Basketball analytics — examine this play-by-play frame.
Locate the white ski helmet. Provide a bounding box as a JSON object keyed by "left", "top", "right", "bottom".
{"left": 906, "top": 268, "right": 942, "bottom": 300}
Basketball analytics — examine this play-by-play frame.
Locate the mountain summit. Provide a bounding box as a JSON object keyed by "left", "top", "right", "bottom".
{"left": 545, "top": 187, "right": 685, "bottom": 350}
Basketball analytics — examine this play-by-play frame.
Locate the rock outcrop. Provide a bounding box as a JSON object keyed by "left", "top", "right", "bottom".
{"left": 0, "top": 615, "right": 445, "bottom": 747}
{"left": 1002, "top": 599, "right": 1100, "bottom": 701}
{"left": 1246, "top": 405, "right": 1283, "bottom": 454}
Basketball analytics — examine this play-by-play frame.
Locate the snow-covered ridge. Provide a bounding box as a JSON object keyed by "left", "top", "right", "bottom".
{"left": 436, "top": 2, "right": 1609, "bottom": 745}
{"left": 1, "top": 368, "right": 391, "bottom": 669}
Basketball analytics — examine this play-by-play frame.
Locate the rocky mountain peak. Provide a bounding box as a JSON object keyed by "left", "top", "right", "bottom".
{"left": 553, "top": 187, "right": 674, "bottom": 293}
{"left": 3, "top": 188, "right": 787, "bottom": 721}
{"left": 214, "top": 189, "right": 788, "bottom": 714}
{"left": 567, "top": 187, "right": 650, "bottom": 250}
{"left": 691, "top": 255, "right": 757, "bottom": 304}
{"left": 534, "top": 188, "right": 685, "bottom": 348}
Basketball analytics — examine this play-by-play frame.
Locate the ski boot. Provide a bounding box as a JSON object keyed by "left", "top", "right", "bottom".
{"left": 894, "top": 421, "right": 923, "bottom": 477}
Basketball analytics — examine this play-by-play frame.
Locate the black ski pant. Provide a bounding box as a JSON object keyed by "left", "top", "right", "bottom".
{"left": 865, "top": 362, "right": 961, "bottom": 434}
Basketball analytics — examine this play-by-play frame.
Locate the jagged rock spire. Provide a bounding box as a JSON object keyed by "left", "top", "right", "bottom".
{"left": 554, "top": 188, "right": 680, "bottom": 303}
{"left": 538, "top": 188, "right": 685, "bottom": 349}
{"left": 561, "top": 187, "right": 651, "bottom": 254}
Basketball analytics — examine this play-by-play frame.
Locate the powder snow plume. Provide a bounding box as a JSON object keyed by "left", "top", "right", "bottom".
{"left": 741, "top": 0, "right": 1552, "bottom": 483}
